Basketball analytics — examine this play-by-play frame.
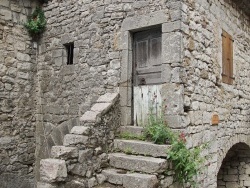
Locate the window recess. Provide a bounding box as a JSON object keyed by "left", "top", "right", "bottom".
{"left": 64, "top": 43, "right": 74, "bottom": 65}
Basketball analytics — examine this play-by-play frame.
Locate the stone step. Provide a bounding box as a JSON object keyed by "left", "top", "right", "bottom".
{"left": 102, "top": 168, "right": 158, "bottom": 188}
{"left": 109, "top": 153, "right": 167, "bottom": 173}
{"left": 119, "top": 126, "right": 144, "bottom": 137}
{"left": 70, "top": 126, "right": 90, "bottom": 135}
{"left": 114, "top": 139, "right": 170, "bottom": 157}
{"left": 63, "top": 134, "right": 88, "bottom": 146}
{"left": 51, "top": 146, "right": 78, "bottom": 159}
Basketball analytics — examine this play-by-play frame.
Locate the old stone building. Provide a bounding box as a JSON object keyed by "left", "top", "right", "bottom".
{"left": 0, "top": 0, "right": 249, "bottom": 187}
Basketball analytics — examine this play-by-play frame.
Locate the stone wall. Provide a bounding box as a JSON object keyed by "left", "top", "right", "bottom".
{"left": 0, "top": 0, "right": 39, "bottom": 187}
{"left": 37, "top": 0, "right": 250, "bottom": 186}
{"left": 36, "top": 0, "right": 181, "bottom": 181}
{"left": 39, "top": 93, "right": 121, "bottom": 187}
{"left": 181, "top": 0, "right": 250, "bottom": 187}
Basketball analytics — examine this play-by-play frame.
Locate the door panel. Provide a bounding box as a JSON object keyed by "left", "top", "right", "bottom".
{"left": 133, "top": 27, "right": 162, "bottom": 126}
{"left": 136, "top": 40, "right": 148, "bottom": 68}
{"left": 133, "top": 85, "right": 162, "bottom": 126}
{"left": 150, "top": 37, "right": 162, "bottom": 65}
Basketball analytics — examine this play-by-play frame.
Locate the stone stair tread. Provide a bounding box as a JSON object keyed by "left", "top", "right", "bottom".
{"left": 109, "top": 153, "right": 167, "bottom": 173}
{"left": 51, "top": 146, "right": 78, "bottom": 159}
{"left": 63, "top": 134, "right": 88, "bottom": 146}
{"left": 114, "top": 139, "right": 170, "bottom": 157}
{"left": 70, "top": 126, "right": 90, "bottom": 135}
{"left": 102, "top": 168, "right": 158, "bottom": 188}
{"left": 119, "top": 126, "right": 144, "bottom": 136}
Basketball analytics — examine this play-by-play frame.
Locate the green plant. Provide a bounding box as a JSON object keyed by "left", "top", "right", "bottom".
{"left": 24, "top": 7, "right": 46, "bottom": 36}
{"left": 144, "top": 111, "right": 205, "bottom": 187}
{"left": 167, "top": 133, "right": 205, "bottom": 187}
{"left": 143, "top": 112, "right": 171, "bottom": 144}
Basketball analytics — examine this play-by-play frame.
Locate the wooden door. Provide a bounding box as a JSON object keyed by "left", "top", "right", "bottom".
{"left": 133, "top": 28, "right": 162, "bottom": 126}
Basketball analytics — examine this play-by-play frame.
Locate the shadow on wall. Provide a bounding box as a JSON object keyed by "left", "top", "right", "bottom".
{"left": 217, "top": 142, "right": 250, "bottom": 187}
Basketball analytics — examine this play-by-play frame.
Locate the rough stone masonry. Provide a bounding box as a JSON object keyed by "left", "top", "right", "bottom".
{"left": 0, "top": 0, "right": 249, "bottom": 187}
{"left": 0, "top": 0, "right": 39, "bottom": 187}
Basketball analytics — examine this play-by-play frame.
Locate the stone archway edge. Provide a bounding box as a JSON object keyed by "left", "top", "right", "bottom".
{"left": 38, "top": 93, "right": 120, "bottom": 187}
{"left": 216, "top": 133, "right": 250, "bottom": 175}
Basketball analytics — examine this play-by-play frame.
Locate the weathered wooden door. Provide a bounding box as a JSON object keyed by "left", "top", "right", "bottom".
{"left": 132, "top": 28, "right": 162, "bottom": 126}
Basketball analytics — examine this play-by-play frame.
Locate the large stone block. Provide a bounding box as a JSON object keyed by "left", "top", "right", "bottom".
{"left": 69, "top": 163, "right": 88, "bottom": 177}
{"left": 63, "top": 134, "right": 88, "bottom": 146}
{"left": 51, "top": 146, "right": 78, "bottom": 159}
{"left": 119, "top": 86, "right": 132, "bottom": 107}
{"left": 160, "top": 83, "right": 184, "bottom": 115}
{"left": 91, "top": 102, "right": 112, "bottom": 114}
{"left": 97, "top": 93, "right": 119, "bottom": 104}
{"left": 162, "top": 21, "right": 181, "bottom": 33}
{"left": 102, "top": 169, "right": 158, "bottom": 188}
{"left": 162, "top": 32, "right": 182, "bottom": 64}
{"left": 121, "top": 10, "right": 169, "bottom": 31}
{"left": 78, "top": 149, "right": 93, "bottom": 163}
{"left": 123, "top": 173, "right": 158, "bottom": 188}
{"left": 70, "top": 126, "right": 90, "bottom": 135}
{"left": 109, "top": 153, "right": 167, "bottom": 173}
{"left": 114, "top": 139, "right": 170, "bottom": 157}
{"left": 80, "top": 111, "right": 101, "bottom": 123}
{"left": 102, "top": 169, "right": 123, "bottom": 185}
{"left": 40, "top": 159, "right": 67, "bottom": 183}
{"left": 16, "top": 52, "right": 31, "bottom": 62}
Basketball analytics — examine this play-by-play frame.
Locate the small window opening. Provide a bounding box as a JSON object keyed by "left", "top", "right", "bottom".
{"left": 64, "top": 43, "right": 74, "bottom": 65}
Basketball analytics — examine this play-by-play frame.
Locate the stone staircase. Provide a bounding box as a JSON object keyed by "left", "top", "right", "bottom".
{"left": 38, "top": 93, "right": 175, "bottom": 188}
{"left": 100, "top": 126, "right": 173, "bottom": 188}
{"left": 39, "top": 93, "right": 121, "bottom": 187}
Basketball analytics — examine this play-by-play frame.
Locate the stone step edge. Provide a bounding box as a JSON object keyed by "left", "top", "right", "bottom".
{"left": 80, "top": 93, "right": 119, "bottom": 123}
{"left": 114, "top": 139, "right": 170, "bottom": 157}
{"left": 119, "top": 126, "right": 144, "bottom": 136}
{"left": 109, "top": 153, "right": 168, "bottom": 174}
{"left": 102, "top": 168, "right": 158, "bottom": 188}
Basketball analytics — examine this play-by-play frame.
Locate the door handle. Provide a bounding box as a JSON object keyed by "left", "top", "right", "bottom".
{"left": 140, "top": 78, "right": 146, "bottom": 85}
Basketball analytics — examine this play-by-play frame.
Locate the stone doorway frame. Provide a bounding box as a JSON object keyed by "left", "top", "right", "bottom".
{"left": 118, "top": 10, "right": 183, "bottom": 126}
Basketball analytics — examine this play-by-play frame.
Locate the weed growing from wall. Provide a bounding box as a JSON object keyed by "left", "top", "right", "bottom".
{"left": 24, "top": 7, "right": 46, "bottom": 37}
